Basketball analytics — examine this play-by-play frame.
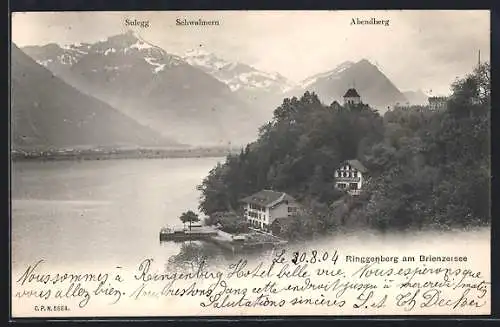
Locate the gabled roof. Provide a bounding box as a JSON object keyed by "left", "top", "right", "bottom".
{"left": 341, "top": 159, "right": 368, "bottom": 173}
{"left": 343, "top": 88, "right": 360, "bottom": 98}
{"left": 240, "top": 190, "right": 295, "bottom": 207}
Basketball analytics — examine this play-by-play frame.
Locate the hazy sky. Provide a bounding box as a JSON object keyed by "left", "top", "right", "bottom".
{"left": 12, "top": 10, "right": 490, "bottom": 95}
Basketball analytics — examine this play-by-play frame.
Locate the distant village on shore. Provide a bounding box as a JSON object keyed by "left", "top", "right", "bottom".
{"left": 11, "top": 145, "right": 241, "bottom": 161}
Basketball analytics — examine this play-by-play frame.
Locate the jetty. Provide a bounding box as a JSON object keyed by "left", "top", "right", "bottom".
{"left": 159, "top": 224, "right": 287, "bottom": 252}
{"left": 159, "top": 225, "right": 218, "bottom": 242}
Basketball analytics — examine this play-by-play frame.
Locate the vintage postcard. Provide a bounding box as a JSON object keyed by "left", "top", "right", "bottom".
{"left": 10, "top": 10, "right": 491, "bottom": 318}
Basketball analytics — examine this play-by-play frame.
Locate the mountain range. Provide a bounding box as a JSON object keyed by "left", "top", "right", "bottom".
{"left": 288, "top": 59, "right": 409, "bottom": 110}
{"left": 22, "top": 32, "right": 259, "bottom": 146}
{"left": 183, "top": 48, "right": 295, "bottom": 94}
{"left": 181, "top": 48, "right": 300, "bottom": 123}
{"left": 181, "top": 50, "right": 413, "bottom": 111}
{"left": 17, "top": 31, "right": 428, "bottom": 150}
{"left": 11, "top": 44, "right": 175, "bottom": 150}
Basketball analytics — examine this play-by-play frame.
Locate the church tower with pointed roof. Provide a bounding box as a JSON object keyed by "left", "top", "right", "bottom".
{"left": 343, "top": 88, "right": 361, "bottom": 105}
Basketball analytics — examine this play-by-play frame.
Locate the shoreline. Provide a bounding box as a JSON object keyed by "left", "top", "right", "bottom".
{"left": 11, "top": 154, "right": 229, "bottom": 162}
{"left": 11, "top": 147, "right": 240, "bottom": 162}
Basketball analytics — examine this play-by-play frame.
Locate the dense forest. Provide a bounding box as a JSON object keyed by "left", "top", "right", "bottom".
{"left": 197, "top": 63, "right": 490, "bottom": 239}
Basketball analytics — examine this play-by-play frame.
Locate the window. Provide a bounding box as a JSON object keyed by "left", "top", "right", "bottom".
{"left": 349, "top": 183, "right": 358, "bottom": 190}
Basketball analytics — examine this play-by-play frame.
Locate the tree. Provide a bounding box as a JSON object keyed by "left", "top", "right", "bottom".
{"left": 350, "top": 61, "right": 491, "bottom": 231}
{"left": 204, "top": 211, "right": 249, "bottom": 234}
{"left": 179, "top": 210, "right": 200, "bottom": 230}
{"left": 198, "top": 92, "right": 382, "bottom": 220}
{"left": 196, "top": 63, "right": 490, "bottom": 235}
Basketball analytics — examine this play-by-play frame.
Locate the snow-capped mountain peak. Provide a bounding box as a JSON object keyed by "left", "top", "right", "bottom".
{"left": 182, "top": 49, "right": 295, "bottom": 93}
{"left": 22, "top": 42, "right": 90, "bottom": 69}
{"left": 23, "top": 32, "right": 186, "bottom": 75}
{"left": 299, "top": 61, "right": 355, "bottom": 89}
{"left": 184, "top": 48, "right": 212, "bottom": 57}
{"left": 183, "top": 48, "right": 230, "bottom": 71}
{"left": 129, "top": 39, "right": 155, "bottom": 50}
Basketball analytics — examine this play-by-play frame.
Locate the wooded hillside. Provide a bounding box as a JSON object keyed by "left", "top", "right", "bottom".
{"left": 197, "top": 63, "right": 490, "bottom": 238}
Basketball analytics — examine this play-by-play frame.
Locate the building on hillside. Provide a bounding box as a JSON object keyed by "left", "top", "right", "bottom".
{"left": 240, "top": 190, "right": 299, "bottom": 232}
{"left": 334, "top": 159, "right": 368, "bottom": 196}
{"left": 343, "top": 88, "right": 362, "bottom": 106}
{"left": 428, "top": 96, "right": 448, "bottom": 111}
{"left": 330, "top": 100, "right": 342, "bottom": 110}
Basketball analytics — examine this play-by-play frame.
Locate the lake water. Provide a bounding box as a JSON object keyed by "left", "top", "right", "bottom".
{"left": 11, "top": 158, "right": 229, "bottom": 273}
{"left": 11, "top": 158, "right": 491, "bottom": 316}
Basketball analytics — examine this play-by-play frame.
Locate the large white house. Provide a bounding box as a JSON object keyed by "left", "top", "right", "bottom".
{"left": 334, "top": 159, "right": 368, "bottom": 196}
{"left": 240, "top": 190, "right": 299, "bottom": 232}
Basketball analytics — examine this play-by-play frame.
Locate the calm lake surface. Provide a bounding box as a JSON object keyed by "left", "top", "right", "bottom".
{"left": 11, "top": 158, "right": 490, "bottom": 276}
{"left": 11, "top": 158, "right": 229, "bottom": 272}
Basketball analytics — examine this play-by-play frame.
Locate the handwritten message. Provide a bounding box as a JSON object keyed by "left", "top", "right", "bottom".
{"left": 12, "top": 250, "right": 490, "bottom": 316}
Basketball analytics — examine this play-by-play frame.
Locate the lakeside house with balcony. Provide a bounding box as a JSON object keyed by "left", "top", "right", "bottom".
{"left": 334, "top": 159, "right": 368, "bottom": 196}
{"left": 240, "top": 190, "right": 299, "bottom": 232}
